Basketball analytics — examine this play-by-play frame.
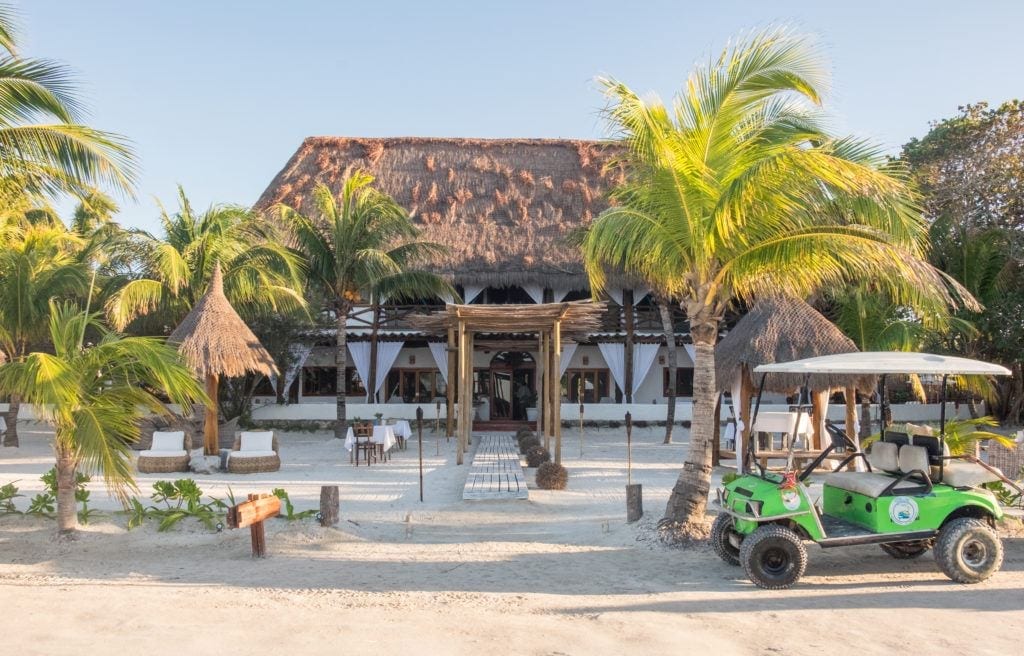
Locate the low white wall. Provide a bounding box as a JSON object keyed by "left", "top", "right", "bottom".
{"left": 251, "top": 402, "right": 449, "bottom": 422}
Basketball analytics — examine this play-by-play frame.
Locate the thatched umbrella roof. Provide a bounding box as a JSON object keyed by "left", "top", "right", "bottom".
{"left": 256, "top": 137, "right": 625, "bottom": 290}
{"left": 715, "top": 297, "right": 873, "bottom": 393}
{"left": 168, "top": 264, "right": 278, "bottom": 379}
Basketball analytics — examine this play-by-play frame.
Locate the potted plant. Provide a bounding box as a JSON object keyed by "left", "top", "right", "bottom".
{"left": 374, "top": 412, "right": 384, "bottom": 426}
{"left": 518, "top": 384, "right": 539, "bottom": 422}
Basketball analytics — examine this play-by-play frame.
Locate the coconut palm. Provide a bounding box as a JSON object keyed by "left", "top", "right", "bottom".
{"left": 0, "top": 222, "right": 87, "bottom": 446}
{"left": 0, "top": 300, "right": 204, "bottom": 534}
{"left": 104, "top": 187, "right": 306, "bottom": 333}
{"left": 0, "top": 5, "right": 135, "bottom": 199}
{"left": 581, "top": 28, "right": 976, "bottom": 532}
{"left": 275, "top": 172, "right": 456, "bottom": 438}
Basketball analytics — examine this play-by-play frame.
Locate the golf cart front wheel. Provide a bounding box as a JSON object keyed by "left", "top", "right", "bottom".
{"left": 935, "top": 518, "right": 1003, "bottom": 584}
{"left": 710, "top": 514, "right": 741, "bottom": 566}
{"left": 739, "top": 524, "right": 807, "bottom": 590}
{"left": 880, "top": 539, "right": 933, "bottom": 559}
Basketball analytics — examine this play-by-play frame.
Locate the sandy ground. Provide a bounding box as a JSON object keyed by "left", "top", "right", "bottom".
{"left": 1, "top": 422, "right": 1022, "bottom": 656}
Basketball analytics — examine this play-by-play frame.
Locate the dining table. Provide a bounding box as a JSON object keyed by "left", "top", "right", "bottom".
{"left": 387, "top": 420, "right": 412, "bottom": 448}
{"left": 751, "top": 411, "right": 813, "bottom": 449}
{"left": 344, "top": 424, "right": 397, "bottom": 463}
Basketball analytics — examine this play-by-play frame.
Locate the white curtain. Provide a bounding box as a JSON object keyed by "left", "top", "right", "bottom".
{"left": 553, "top": 287, "right": 574, "bottom": 302}
{"left": 373, "top": 341, "right": 405, "bottom": 399}
{"left": 683, "top": 344, "right": 696, "bottom": 367}
{"left": 559, "top": 342, "right": 577, "bottom": 375}
{"left": 268, "top": 343, "right": 313, "bottom": 396}
{"left": 731, "top": 374, "right": 746, "bottom": 471}
{"left": 463, "top": 284, "right": 485, "bottom": 303}
{"left": 428, "top": 342, "right": 449, "bottom": 383}
{"left": 631, "top": 343, "right": 660, "bottom": 396}
{"left": 597, "top": 343, "right": 626, "bottom": 397}
{"left": 523, "top": 284, "right": 545, "bottom": 304}
{"left": 440, "top": 292, "right": 454, "bottom": 305}
{"left": 348, "top": 342, "right": 372, "bottom": 399}
{"left": 606, "top": 288, "right": 624, "bottom": 307}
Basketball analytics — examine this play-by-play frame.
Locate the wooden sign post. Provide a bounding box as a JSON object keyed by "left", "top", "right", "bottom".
{"left": 226, "top": 493, "right": 281, "bottom": 558}
{"left": 625, "top": 412, "right": 643, "bottom": 522}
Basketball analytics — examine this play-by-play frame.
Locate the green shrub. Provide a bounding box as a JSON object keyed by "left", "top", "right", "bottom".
{"left": 526, "top": 445, "right": 551, "bottom": 468}
{"left": 0, "top": 481, "right": 21, "bottom": 514}
{"left": 272, "top": 488, "right": 317, "bottom": 520}
{"left": 536, "top": 462, "right": 568, "bottom": 490}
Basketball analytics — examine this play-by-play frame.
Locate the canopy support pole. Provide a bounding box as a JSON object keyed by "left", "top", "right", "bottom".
{"left": 204, "top": 373, "right": 219, "bottom": 456}
{"left": 446, "top": 327, "right": 455, "bottom": 439}
{"left": 553, "top": 318, "right": 562, "bottom": 464}
{"left": 844, "top": 386, "right": 861, "bottom": 471}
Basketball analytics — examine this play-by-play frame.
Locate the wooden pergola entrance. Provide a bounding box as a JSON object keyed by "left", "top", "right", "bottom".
{"left": 413, "top": 302, "right": 605, "bottom": 465}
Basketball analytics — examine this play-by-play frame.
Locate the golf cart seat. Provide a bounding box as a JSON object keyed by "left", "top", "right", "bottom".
{"left": 824, "top": 442, "right": 931, "bottom": 498}
{"left": 941, "top": 461, "right": 1003, "bottom": 488}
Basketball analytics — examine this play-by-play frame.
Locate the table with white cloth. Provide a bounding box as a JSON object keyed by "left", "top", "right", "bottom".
{"left": 751, "top": 411, "right": 813, "bottom": 450}
{"left": 344, "top": 425, "right": 397, "bottom": 464}
{"left": 386, "top": 420, "right": 412, "bottom": 449}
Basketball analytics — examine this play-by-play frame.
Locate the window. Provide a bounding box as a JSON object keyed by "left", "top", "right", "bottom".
{"left": 384, "top": 369, "right": 444, "bottom": 403}
{"left": 301, "top": 367, "right": 366, "bottom": 396}
{"left": 663, "top": 368, "right": 695, "bottom": 396}
{"left": 562, "top": 369, "right": 610, "bottom": 403}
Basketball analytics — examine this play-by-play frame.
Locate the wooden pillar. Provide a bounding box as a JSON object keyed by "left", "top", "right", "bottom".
{"left": 446, "top": 328, "right": 456, "bottom": 438}
{"left": 367, "top": 303, "right": 380, "bottom": 402}
{"left": 536, "top": 331, "right": 545, "bottom": 437}
{"left": 739, "top": 367, "right": 753, "bottom": 463}
{"left": 457, "top": 320, "right": 467, "bottom": 465}
{"left": 466, "top": 330, "right": 474, "bottom": 448}
{"left": 623, "top": 289, "right": 635, "bottom": 403}
{"left": 553, "top": 319, "right": 562, "bottom": 464}
{"left": 844, "top": 386, "right": 859, "bottom": 471}
{"left": 811, "top": 389, "right": 828, "bottom": 450}
{"left": 204, "top": 372, "right": 219, "bottom": 455}
{"left": 541, "top": 330, "right": 551, "bottom": 451}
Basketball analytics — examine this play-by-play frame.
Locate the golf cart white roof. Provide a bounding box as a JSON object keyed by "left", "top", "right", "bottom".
{"left": 753, "top": 352, "right": 1011, "bottom": 376}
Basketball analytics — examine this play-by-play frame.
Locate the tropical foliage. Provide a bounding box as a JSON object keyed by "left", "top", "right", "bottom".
{"left": 275, "top": 172, "right": 455, "bottom": 437}
{"left": 580, "top": 28, "right": 975, "bottom": 531}
{"left": 0, "top": 301, "right": 205, "bottom": 534}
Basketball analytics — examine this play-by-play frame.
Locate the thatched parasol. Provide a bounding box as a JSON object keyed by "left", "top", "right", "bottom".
{"left": 716, "top": 297, "right": 872, "bottom": 394}
{"left": 168, "top": 264, "right": 278, "bottom": 455}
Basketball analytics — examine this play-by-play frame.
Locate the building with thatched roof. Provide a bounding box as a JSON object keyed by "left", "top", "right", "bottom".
{"left": 254, "top": 137, "right": 694, "bottom": 425}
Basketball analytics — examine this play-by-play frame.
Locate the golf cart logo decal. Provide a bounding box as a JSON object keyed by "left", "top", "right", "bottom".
{"left": 781, "top": 489, "right": 801, "bottom": 511}
{"left": 889, "top": 497, "right": 919, "bottom": 526}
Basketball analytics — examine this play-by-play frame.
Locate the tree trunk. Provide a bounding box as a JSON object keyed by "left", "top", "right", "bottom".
{"left": 55, "top": 446, "right": 78, "bottom": 536}
{"left": 623, "top": 289, "right": 635, "bottom": 403}
{"left": 859, "top": 397, "right": 871, "bottom": 440}
{"left": 662, "top": 317, "right": 718, "bottom": 531}
{"left": 658, "top": 300, "right": 677, "bottom": 444}
{"left": 335, "top": 307, "right": 349, "bottom": 439}
{"left": 367, "top": 303, "right": 380, "bottom": 403}
{"left": 275, "top": 374, "right": 286, "bottom": 405}
{"left": 3, "top": 393, "right": 20, "bottom": 448}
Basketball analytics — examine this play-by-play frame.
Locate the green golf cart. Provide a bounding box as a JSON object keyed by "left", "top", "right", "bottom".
{"left": 712, "top": 352, "right": 1020, "bottom": 589}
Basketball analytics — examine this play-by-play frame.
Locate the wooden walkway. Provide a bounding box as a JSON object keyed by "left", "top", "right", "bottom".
{"left": 462, "top": 433, "right": 529, "bottom": 501}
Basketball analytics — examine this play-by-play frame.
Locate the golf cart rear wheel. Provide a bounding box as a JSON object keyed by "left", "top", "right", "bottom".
{"left": 739, "top": 524, "right": 807, "bottom": 590}
{"left": 935, "top": 518, "right": 1003, "bottom": 584}
{"left": 880, "top": 539, "right": 933, "bottom": 559}
{"left": 711, "top": 514, "right": 741, "bottom": 566}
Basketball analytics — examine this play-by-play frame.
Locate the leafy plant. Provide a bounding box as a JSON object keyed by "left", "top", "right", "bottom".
{"left": 23, "top": 467, "right": 96, "bottom": 522}
{"left": 129, "top": 479, "right": 222, "bottom": 532}
{"left": 0, "top": 481, "right": 21, "bottom": 514}
{"left": 272, "top": 488, "right": 316, "bottom": 521}
{"left": 942, "top": 416, "right": 1016, "bottom": 456}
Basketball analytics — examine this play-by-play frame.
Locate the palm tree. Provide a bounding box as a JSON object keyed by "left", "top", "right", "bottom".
{"left": 0, "top": 222, "right": 87, "bottom": 446}
{"left": 581, "top": 28, "right": 975, "bottom": 532}
{"left": 0, "top": 300, "right": 205, "bottom": 535}
{"left": 0, "top": 5, "right": 136, "bottom": 199}
{"left": 276, "top": 172, "right": 456, "bottom": 438}
{"left": 104, "top": 187, "right": 306, "bottom": 333}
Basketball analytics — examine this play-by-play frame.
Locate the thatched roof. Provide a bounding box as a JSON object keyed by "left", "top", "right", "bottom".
{"left": 168, "top": 265, "right": 279, "bottom": 379}
{"left": 255, "top": 137, "right": 624, "bottom": 289}
{"left": 715, "top": 297, "right": 873, "bottom": 393}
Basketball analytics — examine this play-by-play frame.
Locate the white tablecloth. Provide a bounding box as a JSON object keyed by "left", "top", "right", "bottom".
{"left": 387, "top": 420, "right": 412, "bottom": 440}
{"left": 344, "top": 425, "right": 397, "bottom": 453}
{"left": 752, "top": 411, "right": 812, "bottom": 447}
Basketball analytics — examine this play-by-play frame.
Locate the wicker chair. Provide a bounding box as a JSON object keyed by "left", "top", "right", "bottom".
{"left": 989, "top": 435, "right": 1023, "bottom": 479}
{"left": 227, "top": 431, "right": 280, "bottom": 474}
{"left": 138, "top": 431, "right": 192, "bottom": 473}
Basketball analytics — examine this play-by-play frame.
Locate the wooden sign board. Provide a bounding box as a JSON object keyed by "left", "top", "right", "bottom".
{"left": 226, "top": 494, "right": 281, "bottom": 529}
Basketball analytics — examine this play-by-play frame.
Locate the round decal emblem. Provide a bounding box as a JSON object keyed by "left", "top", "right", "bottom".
{"left": 889, "top": 496, "right": 919, "bottom": 526}
{"left": 781, "top": 489, "right": 801, "bottom": 511}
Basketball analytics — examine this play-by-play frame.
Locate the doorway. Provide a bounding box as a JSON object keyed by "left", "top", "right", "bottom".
{"left": 487, "top": 351, "right": 535, "bottom": 421}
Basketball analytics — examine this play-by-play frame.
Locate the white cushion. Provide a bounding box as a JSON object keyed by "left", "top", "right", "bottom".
{"left": 229, "top": 450, "right": 278, "bottom": 459}
{"left": 867, "top": 441, "right": 899, "bottom": 472}
{"left": 239, "top": 431, "right": 273, "bottom": 452}
{"left": 150, "top": 431, "right": 185, "bottom": 452}
{"left": 899, "top": 444, "right": 930, "bottom": 474}
{"left": 139, "top": 449, "right": 187, "bottom": 458}
{"left": 824, "top": 471, "right": 925, "bottom": 497}
{"left": 942, "top": 461, "right": 1002, "bottom": 488}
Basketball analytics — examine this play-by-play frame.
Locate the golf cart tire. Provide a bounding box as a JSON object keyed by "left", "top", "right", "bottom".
{"left": 935, "top": 518, "right": 1003, "bottom": 584}
{"left": 711, "top": 514, "right": 741, "bottom": 566}
{"left": 880, "top": 540, "right": 933, "bottom": 560}
{"left": 739, "top": 524, "right": 807, "bottom": 590}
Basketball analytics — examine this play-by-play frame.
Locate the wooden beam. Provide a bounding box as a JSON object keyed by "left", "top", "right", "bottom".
{"left": 457, "top": 320, "right": 466, "bottom": 465}
{"left": 226, "top": 494, "right": 281, "bottom": 529}
{"left": 739, "top": 366, "right": 753, "bottom": 468}
{"left": 553, "top": 318, "right": 562, "bottom": 464}
{"left": 844, "top": 386, "right": 859, "bottom": 471}
{"left": 623, "top": 288, "right": 635, "bottom": 403}
{"left": 446, "top": 329, "right": 455, "bottom": 438}
{"left": 536, "top": 331, "right": 545, "bottom": 437}
{"left": 204, "top": 373, "right": 219, "bottom": 455}
{"left": 811, "top": 390, "right": 828, "bottom": 450}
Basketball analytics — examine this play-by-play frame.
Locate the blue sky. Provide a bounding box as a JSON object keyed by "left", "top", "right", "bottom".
{"left": 21, "top": 0, "right": 1024, "bottom": 233}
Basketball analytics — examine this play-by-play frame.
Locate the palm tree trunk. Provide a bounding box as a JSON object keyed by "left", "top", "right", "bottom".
{"left": 658, "top": 300, "right": 677, "bottom": 445}
{"left": 859, "top": 398, "right": 871, "bottom": 440}
{"left": 55, "top": 446, "right": 78, "bottom": 536}
{"left": 662, "top": 317, "right": 718, "bottom": 530}
{"left": 3, "top": 393, "right": 20, "bottom": 447}
{"left": 335, "top": 306, "right": 348, "bottom": 439}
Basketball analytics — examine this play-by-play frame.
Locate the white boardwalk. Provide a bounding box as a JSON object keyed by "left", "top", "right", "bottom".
{"left": 462, "top": 433, "right": 529, "bottom": 500}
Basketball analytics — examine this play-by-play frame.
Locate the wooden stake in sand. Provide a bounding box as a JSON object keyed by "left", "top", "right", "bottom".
{"left": 578, "top": 376, "right": 585, "bottom": 459}
{"left": 625, "top": 412, "right": 643, "bottom": 523}
{"left": 319, "top": 486, "right": 339, "bottom": 527}
{"left": 226, "top": 493, "right": 281, "bottom": 558}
